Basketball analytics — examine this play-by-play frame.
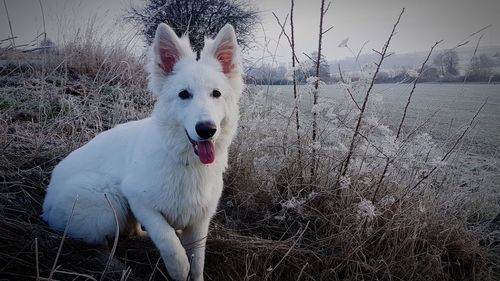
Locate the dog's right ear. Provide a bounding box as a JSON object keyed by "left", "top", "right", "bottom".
{"left": 152, "top": 23, "right": 186, "bottom": 75}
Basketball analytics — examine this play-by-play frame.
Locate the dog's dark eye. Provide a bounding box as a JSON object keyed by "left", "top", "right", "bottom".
{"left": 212, "top": 90, "right": 221, "bottom": 98}
{"left": 178, "top": 90, "right": 191, "bottom": 100}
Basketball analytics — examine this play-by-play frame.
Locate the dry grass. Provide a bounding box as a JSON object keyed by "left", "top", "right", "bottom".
{"left": 1, "top": 32, "right": 499, "bottom": 281}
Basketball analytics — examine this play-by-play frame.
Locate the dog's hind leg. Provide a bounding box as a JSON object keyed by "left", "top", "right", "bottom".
{"left": 42, "top": 173, "right": 129, "bottom": 245}
{"left": 125, "top": 212, "right": 149, "bottom": 238}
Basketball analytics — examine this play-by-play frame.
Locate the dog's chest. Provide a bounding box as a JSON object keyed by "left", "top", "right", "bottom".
{"left": 148, "top": 165, "right": 222, "bottom": 229}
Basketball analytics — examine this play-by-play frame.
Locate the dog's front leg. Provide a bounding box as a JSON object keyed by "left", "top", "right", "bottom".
{"left": 130, "top": 203, "right": 189, "bottom": 281}
{"left": 180, "top": 219, "right": 209, "bottom": 281}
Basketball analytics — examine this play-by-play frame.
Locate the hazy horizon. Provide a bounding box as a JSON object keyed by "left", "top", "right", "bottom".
{"left": 1, "top": 0, "right": 499, "bottom": 62}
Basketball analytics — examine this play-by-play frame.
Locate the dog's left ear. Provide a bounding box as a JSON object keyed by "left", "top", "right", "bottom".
{"left": 203, "top": 24, "right": 240, "bottom": 78}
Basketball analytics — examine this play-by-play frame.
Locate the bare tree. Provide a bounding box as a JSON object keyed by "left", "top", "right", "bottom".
{"left": 433, "top": 52, "right": 445, "bottom": 76}
{"left": 468, "top": 54, "right": 495, "bottom": 81}
{"left": 478, "top": 54, "right": 495, "bottom": 68}
{"left": 433, "top": 49, "right": 459, "bottom": 76}
{"left": 442, "top": 49, "right": 459, "bottom": 75}
{"left": 493, "top": 52, "right": 500, "bottom": 65}
{"left": 125, "top": 0, "right": 259, "bottom": 53}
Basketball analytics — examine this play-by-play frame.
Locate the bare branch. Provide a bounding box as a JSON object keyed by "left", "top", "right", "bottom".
{"left": 396, "top": 40, "right": 442, "bottom": 139}
{"left": 3, "top": 0, "right": 15, "bottom": 47}
{"left": 384, "top": 52, "right": 395, "bottom": 59}
{"left": 273, "top": 0, "right": 303, "bottom": 166}
{"left": 356, "top": 41, "right": 369, "bottom": 61}
{"left": 290, "top": 0, "right": 302, "bottom": 161}
{"left": 340, "top": 8, "right": 405, "bottom": 178}
{"left": 337, "top": 64, "right": 362, "bottom": 110}
{"left": 322, "top": 25, "right": 334, "bottom": 35}
{"left": 272, "top": 12, "right": 301, "bottom": 64}
{"left": 450, "top": 25, "right": 491, "bottom": 51}
{"left": 323, "top": 2, "right": 332, "bottom": 15}
{"left": 311, "top": 0, "right": 329, "bottom": 180}
{"left": 303, "top": 52, "right": 316, "bottom": 63}
{"left": 397, "top": 99, "right": 487, "bottom": 202}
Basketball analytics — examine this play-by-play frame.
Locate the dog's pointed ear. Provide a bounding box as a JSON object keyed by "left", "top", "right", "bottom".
{"left": 153, "top": 23, "right": 184, "bottom": 75}
{"left": 204, "top": 24, "right": 240, "bottom": 77}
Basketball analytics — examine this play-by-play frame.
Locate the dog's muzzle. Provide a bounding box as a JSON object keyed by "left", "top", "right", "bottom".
{"left": 185, "top": 130, "right": 215, "bottom": 164}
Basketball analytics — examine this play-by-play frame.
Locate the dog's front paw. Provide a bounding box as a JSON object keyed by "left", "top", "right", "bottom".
{"left": 163, "top": 251, "right": 190, "bottom": 281}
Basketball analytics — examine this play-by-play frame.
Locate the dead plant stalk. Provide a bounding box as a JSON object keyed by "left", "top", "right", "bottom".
{"left": 311, "top": 0, "right": 331, "bottom": 180}
{"left": 372, "top": 39, "right": 442, "bottom": 201}
{"left": 290, "top": 0, "right": 302, "bottom": 164}
{"left": 48, "top": 196, "right": 79, "bottom": 280}
{"left": 340, "top": 8, "right": 405, "bottom": 179}
{"left": 100, "top": 193, "right": 121, "bottom": 281}
{"left": 272, "top": 0, "right": 304, "bottom": 171}
{"left": 397, "top": 99, "right": 487, "bottom": 202}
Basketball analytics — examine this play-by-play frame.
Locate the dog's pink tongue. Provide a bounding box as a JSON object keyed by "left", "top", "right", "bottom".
{"left": 198, "top": 141, "right": 215, "bottom": 164}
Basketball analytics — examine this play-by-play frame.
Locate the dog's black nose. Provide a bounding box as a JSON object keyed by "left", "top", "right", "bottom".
{"left": 195, "top": 121, "right": 217, "bottom": 139}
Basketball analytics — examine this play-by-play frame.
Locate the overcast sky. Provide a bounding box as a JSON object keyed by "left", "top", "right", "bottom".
{"left": 1, "top": 0, "right": 499, "bottom": 61}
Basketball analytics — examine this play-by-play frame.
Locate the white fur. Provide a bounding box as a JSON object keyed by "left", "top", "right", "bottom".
{"left": 42, "top": 23, "right": 243, "bottom": 281}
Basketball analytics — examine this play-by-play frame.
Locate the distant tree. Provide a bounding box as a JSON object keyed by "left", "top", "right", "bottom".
{"left": 467, "top": 54, "right": 495, "bottom": 82}
{"left": 392, "top": 69, "right": 413, "bottom": 83}
{"left": 478, "top": 54, "right": 495, "bottom": 68}
{"left": 433, "top": 53, "right": 444, "bottom": 75}
{"left": 433, "top": 49, "right": 459, "bottom": 76}
{"left": 418, "top": 66, "right": 440, "bottom": 82}
{"left": 375, "top": 71, "right": 390, "bottom": 83}
{"left": 275, "top": 64, "right": 288, "bottom": 80}
{"left": 297, "top": 52, "right": 331, "bottom": 83}
{"left": 443, "top": 50, "right": 459, "bottom": 76}
{"left": 493, "top": 52, "right": 500, "bottom": 65}
{"left": 245, "top": 63, "right": 291, "bottom": 85}
{"left": 125, "top": 0, "right": 259, "bottom": 53}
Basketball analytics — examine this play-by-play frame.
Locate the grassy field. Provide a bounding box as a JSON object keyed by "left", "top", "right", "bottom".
{"left": 1, "top": 34, "right": 499, "bottom": 281}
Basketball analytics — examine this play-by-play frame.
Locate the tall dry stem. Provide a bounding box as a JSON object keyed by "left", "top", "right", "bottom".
{"left": 310, "top": 0, "right": 330, "bottom": 180}
{"left": 272, "top": 0, "right": 303, "bottom": 172}
{"left": 38, "top": 0, "right": 47, "bottom": 40}
{"left": 340, "top": 8, "right": 405, "bottom": 179}
{"left": 373, "top": 39, "right": 442, "bottom": 201}
{"left": 48, "top": 197, "right": 79, "bottom": 280}
{"left": 3, "top": 0, "right": 15, "bottom": 47}
{"left": 289, "top": 0, "right": 302, "bottom": 164}
{"left": 397, "top": 99, "right": 487, "bottom": 202}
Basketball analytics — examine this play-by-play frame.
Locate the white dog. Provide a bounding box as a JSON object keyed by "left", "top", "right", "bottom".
{"left": 42, "top": 23, "right": 243, "bottom": 281}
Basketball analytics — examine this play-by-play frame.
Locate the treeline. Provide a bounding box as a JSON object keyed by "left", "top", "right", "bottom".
{"left": 246, "top": 52, "right": 334, "bottom": 85}
{"left": 376, "top": 50, "right": 500, "bottom": 83}
{"left": 246, "top": 49, "right": 500, "bottom": 85}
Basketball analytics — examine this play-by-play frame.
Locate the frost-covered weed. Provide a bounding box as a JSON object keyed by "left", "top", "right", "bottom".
{"left": 235, "top": 63, "right": 486, "bottom": 218}
{"left": 338, "top": 176, "right": 351, "bottom": 190}
{"left": 357, "top": 199, "right": 378, "bottom": 223}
